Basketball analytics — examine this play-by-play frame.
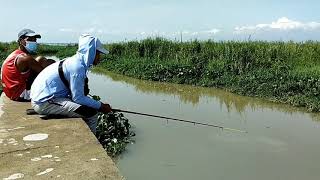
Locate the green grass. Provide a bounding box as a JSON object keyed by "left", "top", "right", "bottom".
{"left": 1, "top": 38, "right": 320, "bottom": 111}
{"left": 100, "top": 38, "right": 320, "bottom": 112}
{"left": 0, "top": 42, "right": 77, "bottom": 62}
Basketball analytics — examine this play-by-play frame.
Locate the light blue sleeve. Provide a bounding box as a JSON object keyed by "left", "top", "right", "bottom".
{"left": 68, "top": 73, "right": 101, "bottom": 110}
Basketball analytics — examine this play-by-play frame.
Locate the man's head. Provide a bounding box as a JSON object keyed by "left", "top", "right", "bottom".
{"left": 77, "top": 34, "right": 109, "bottom": 67}
{"left": 93, "top": 39, "right": 108, "bottom": 65}
{"left": 17, "top": 29, "right": 41, "bottom": 54}
{"left": 93, "top": 51, "right": 102, "bottom": 65}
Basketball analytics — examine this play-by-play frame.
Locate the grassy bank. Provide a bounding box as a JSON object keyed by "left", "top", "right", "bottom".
{"left": 100, "top": 38, "right": 320, "bottom": 112}
{"left": 0, "top": 42, "right": 77, "bottom": 62}
{"left": 1, "top": 39, "right": 320, "bottom": 111}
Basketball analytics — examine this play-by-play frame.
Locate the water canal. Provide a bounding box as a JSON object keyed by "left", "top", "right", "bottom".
{"left": 88, "top": 70, "right": 320, "bottom": 180}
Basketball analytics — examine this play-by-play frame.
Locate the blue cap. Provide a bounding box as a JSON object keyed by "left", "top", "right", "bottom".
{"left": 18, "top": 29, "right": 41, "bottom": 39}
{"left": 96, "top": 38, "right": 109, "bottom": 54}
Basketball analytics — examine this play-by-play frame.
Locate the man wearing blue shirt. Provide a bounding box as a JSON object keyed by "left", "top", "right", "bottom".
{"left": 30, "top": 34, "right": 112, "bottom": 134}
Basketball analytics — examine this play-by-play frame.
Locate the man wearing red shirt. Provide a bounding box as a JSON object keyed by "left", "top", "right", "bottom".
{"left": 1, "top": 29, "right": 54, "bottom": 101}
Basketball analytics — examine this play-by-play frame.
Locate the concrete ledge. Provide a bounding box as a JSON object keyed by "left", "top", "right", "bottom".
{"left": 0, "top": 95, "right": 123, "bottom": 180}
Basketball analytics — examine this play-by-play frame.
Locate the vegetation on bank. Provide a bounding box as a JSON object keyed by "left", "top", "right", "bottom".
{"left": 1, "top": 39, "right": 320, "bottom": 112}
{"left": 0, "top": 42, "right": 77, "bottom": 61}
{"left": 100, "top": 38, "right": 320, "bottom": 112}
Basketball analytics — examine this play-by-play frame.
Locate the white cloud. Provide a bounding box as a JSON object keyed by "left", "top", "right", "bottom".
{"left": 84, "top": 28, "right": 96, "bottom": 33}
{"left": 234, "top": 17, "right": 320, "bottom": 34}
{"left": 203, "top": 28, "right": 221, "bottom": 34}
{"left": 191, "top": 32, "right": 199, "bottom": 35}
{"left": 171, "top": 29, "right": 221, "bottom": 36}
{"left": 59, "top": 27, "right": 105, "bottom": 35}
{"left": 182, "top": 30, "right": 190, "bottom": 35}
{"left": 81, "top": 28, "right": 105, "bottom": 34}
{"left": 59, "top": 28, "right": 73, "bottom": 32}
{"left": 191, "top": 29, "right": 221, "bottom": 36}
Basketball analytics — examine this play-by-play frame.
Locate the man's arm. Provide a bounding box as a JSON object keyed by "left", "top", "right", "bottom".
{"left": 35, "top": 56, "right": 55, "bottom": 68}
{"left": 69, "top": 74, "right": 112, "bottom": 113}
{"left": 69, "top": 73, "right": 101, "bottom": 109}
{"left": 16, "top": 55, "right": 43, "bottom": 73}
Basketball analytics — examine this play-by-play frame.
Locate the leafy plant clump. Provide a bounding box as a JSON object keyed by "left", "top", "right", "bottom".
{"left": 96, "top": 112, "right": 135, "bottom": 156}
{"left": 93, "top": 95, "right": 135, "bottom": 156}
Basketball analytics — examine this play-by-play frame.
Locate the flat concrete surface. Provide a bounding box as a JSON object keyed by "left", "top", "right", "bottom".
{"left": 0, "top": 95, "right": 123, "bottom": 180}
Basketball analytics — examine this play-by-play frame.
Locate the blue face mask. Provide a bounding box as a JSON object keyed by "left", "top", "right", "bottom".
{"left": 24, "top": 41, "right": 38, "bottom": 54}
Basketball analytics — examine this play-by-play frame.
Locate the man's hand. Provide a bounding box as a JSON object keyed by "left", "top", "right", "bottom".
{"left": 35, "top": 56, "right": 55, "bottom": 68}
{"left": 99, "top": 103, "right": 112, "bottom": 113}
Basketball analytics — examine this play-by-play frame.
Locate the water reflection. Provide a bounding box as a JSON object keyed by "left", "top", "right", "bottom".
{"left": 93, "top": 69, "right": 320, "bottom": 121}
{"left": 89, "top": 68, "right": 320, "bottom": 180}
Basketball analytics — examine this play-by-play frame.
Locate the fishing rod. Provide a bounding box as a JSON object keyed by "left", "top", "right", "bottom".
{"left": 88, "top": 94, "right": 247, "bottom": 133}
{"left": 112, "top": 108, "right": 247, "bottom": 133}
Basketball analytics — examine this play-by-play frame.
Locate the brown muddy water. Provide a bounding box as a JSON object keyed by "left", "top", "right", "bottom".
{"left": 88, "top": 70, "right": 320, "bottom": 180}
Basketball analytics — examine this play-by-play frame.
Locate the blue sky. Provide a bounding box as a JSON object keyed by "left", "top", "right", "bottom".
{"left": 1, "top": 0, "right": 320, "bottom": 43}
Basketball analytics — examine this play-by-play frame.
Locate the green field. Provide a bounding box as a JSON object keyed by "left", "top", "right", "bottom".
{"left": 1, "top": 39, "right": 320, "bottom": 111}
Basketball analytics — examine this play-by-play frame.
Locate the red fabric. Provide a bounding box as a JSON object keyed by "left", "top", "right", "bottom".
{"left": 1, "top": 49, "right": 30, "bottom": 100}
